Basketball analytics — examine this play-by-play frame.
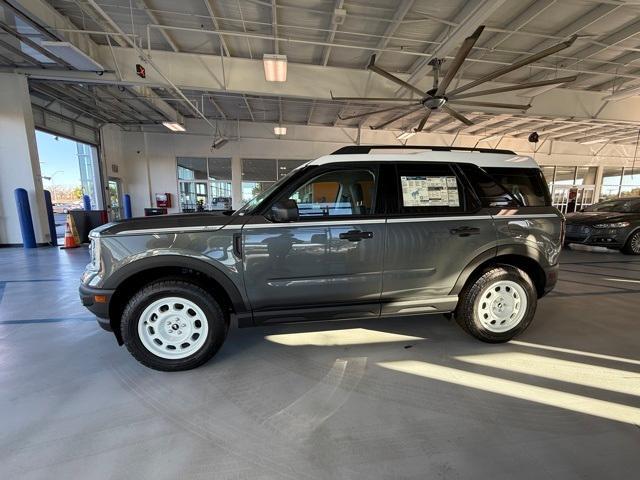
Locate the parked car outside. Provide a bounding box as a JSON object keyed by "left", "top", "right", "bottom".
{"left": 80, "top": 146, "right": 563, "bottom": 371}
{"left": 565, "top": 196, "right": 640, "bottom": 254}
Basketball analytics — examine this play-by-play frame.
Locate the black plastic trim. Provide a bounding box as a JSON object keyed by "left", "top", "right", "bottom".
{"left": 102, "top": 256, "right": 248, "bottom": 314}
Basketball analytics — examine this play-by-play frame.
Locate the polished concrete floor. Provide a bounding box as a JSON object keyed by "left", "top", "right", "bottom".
{"left": 1, "top": 246, "right": 639, "bottom": 479}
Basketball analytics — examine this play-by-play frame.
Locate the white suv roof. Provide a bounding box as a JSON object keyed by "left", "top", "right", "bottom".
{"left": 308, "top": 146, "right": 539, "bottom": 169}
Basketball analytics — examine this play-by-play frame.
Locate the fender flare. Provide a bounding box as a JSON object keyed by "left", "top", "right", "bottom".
{"left": 450, "top": 244, "right": 550, "bottom": 296}
{"left": 103, "top": 255, "right": 248, "bottom": 314}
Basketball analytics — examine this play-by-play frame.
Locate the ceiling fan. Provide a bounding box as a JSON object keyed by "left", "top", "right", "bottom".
{"left": 331, "top": 26, "right": 578, "bottom": 132}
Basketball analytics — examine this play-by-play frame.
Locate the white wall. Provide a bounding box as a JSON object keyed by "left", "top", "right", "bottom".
{"left": 104, "top": 119, "right": 640, "bottom": 218}
{"left": 0, "top": 74, "right": 49, "bottom": 245}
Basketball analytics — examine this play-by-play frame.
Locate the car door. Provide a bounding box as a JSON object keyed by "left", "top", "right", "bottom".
{"left": 242, "top": 164, "right": 386, "bottom": 324}
{"left": 381, "top": 162, "right": 496, "bottom": 315}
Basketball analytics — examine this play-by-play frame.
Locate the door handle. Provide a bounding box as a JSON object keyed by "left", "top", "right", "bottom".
{"left": 339, "top": 230, "right": 374, "bottom": 242}
{"left": 450, "top": 226, "right": 481, "bottom": 237}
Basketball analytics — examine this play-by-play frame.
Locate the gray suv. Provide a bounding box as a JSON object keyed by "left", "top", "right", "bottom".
{"left": 80, "top": 146, "right": 563, "bottom": 371}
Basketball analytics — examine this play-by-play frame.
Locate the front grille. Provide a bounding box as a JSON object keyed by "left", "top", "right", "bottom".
{"left": 566, "top": 224, "right": 591, "bottom": 239}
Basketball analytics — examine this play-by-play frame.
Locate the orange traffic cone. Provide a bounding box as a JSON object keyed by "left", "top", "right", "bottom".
{"left": 60, "top": 214, "right": 80, "bottom": 249}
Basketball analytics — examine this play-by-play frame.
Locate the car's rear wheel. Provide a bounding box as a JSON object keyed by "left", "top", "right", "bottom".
{"left": 121, "top": 279, "right": 227, "bottom": 371}
{"left": 455, "top": 265, "right": 537, "bottom": 343}
{"left": 622, "top": 230, "right": 640, "bottom": 255}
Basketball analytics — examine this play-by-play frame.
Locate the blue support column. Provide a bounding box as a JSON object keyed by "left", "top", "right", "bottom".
{"left": 14, "top": 188, "right": 36, "bottom": 248}
{"left": 44, "top": 190, "right": 58, "bottom": 247}
{"left": 123, "top": 194, "right": 132, "bottom": 219}
{"left": 83, "top": 194, "right": 92, "bottom": 211}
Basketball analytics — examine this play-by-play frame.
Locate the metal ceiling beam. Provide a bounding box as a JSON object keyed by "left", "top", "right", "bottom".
{"left": 208, "top": 96, "right": 227, "bottom": 119}
{"left": 136, "top": 0, "right": 179, "bottom": 52}
{"left": 29, "top": 84, "right": 112, "bottom": 123}
{"left": 401, "top": 0, "right": 507, "bottom": 94}
{"left": 370, "top": 0, "right": 414, "bottom": 63}
{"left": 243, "top": 95, "right": 255, "bottom": 121}
{"left": 271, "top": 0, "right": 279, "bottom": 54}
{"left": 583, "top": 51, "right": 640, "bottom": 91}
{"left": 204, "top": 0, "right": 231, "bottom": 56}
{"left": 519, "top": 3, "right": 622, "bottom": 84}
{"left": 320, "top": 0, "right": 343, "bottom": 66}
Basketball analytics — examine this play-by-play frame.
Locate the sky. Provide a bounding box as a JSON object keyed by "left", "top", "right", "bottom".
{"left": 36, "top": 130, "right": 82, "bottom": 188}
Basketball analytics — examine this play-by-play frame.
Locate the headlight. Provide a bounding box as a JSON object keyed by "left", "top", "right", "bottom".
{"left": 593, "top": 222, "right": 630, "bottom": 229}
{"left": 89, "top": 236, "right": 101, "bottom": 271}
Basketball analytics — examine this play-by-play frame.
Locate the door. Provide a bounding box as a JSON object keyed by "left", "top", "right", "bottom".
{"left": 107, "top": 178, "right": 123, "bottom": 220}
{"left": 381, "top": 163, "right": 495, "bottom": 315}
{"left": 242, "top": 166, "right": 386, "bottom": 323}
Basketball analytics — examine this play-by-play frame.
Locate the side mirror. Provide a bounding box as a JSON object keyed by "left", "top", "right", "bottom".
{"left": 269, "top": 199, "right": 299, "bottom": 223}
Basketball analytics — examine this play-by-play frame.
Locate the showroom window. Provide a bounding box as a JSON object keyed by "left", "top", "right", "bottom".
{"left": 177, "top": 157, "right": 231, "bottom": 212}
{"left": 598, "top": 167, "right": 640, "bottom": 200}
{"left": 242, "top": 159, "right": 307, "bottom": 203}
{"left": 288, "top": 169, "right": 376, "bottom": 217}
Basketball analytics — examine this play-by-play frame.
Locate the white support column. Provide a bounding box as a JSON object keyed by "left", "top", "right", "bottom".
{"left": 593, "top": 165, "right": 604, "bottom": 202}
{"left": 0, "top": 73, "right": 49, "bottom": 245}
{"left": 231, "top": 155, "right": 243, "bottom": 210}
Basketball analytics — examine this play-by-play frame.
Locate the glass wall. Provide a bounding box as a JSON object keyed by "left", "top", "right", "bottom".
{"left": 241, "top": 158, "right": 307, "bottom": 204}
{"left": 177, "top": 157, "right": 231, "bottom": 212}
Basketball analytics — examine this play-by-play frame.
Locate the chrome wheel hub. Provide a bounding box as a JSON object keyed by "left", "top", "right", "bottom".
{"left": 476, "top": 280, "right": 527, "bottom": 333}
{"left": 138, "top": 297, "right": 208, "bottom": 359}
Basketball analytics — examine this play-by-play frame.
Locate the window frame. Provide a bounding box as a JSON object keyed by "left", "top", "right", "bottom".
{"left": 258, "top": 163, "right": 383, "bottom": 221}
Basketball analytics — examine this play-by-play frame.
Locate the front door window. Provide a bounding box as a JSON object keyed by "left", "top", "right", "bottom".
{"left": 288, "top": 169, "right": 375, "bottom": 217}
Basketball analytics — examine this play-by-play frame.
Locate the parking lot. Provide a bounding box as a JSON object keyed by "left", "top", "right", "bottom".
{"left": 1, "top": 246, "right": 638, "bottom": 479}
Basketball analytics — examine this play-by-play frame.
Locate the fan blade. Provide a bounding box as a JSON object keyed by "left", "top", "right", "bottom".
{"left": 449, "top": 100, "right": 531, "bottom": 110}
{"left": 371, "top": 106, "right": 424, "bottom": 130}
{"left": 436, "top": 26, "right": 484, "bottom": 97}
{"left": 338, "top": 104, "right": 419, "bottom": 120}
{"left": 447, "top": 35, "right": 578, "bottom": 96}
{"left": 414, "top": 109, "right": 433, "bottom": 132}
{"left": 442, "top": 105, "right": 474, "bottom": 126}
{"left": 367, "top": 55, "right": 426, "bottom": 97}
{"left": 448, "top": 76, "right": 578, "bottom": 100}
{"left": 330, "top": 91, "right": 420, "bottom": 104}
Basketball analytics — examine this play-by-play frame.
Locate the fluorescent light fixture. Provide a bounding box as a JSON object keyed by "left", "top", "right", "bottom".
{"left": 40, "top": 41, "right": 104, "bottom": 71}
{"left": 162, "top": 122, "right": 186, "bottom": 132}
{"left": 603, "top": 85, "right": 640, "bottom": 102}
{"left": 263, "top": 54, "right": 287, "bottom": 82}
{"left": 397, "top": 131, "right": 416, "bottom": 140}
{"left": 274, "top": 126, "right": 287, "bottom": 135}
{"left": 580, "top": 138, "right": 607, "bottom": 145}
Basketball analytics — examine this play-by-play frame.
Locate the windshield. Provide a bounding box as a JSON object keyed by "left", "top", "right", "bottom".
{"left": 585, "top": 198, "right": 640, "bottom": 213}
{"left": 234, "top": 165, "right": 308, "bottom": 216}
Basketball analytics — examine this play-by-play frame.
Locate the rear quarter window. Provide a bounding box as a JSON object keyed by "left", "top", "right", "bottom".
{"left": 482, "top": 167, "right": 551, "bottom": 207}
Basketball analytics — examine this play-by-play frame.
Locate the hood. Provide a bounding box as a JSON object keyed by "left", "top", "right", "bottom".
{"left": 565, "top": 211, "right": 635, "bottom": 226}
{"left": 92, "top": 212, "right": 234, "bottom": 236}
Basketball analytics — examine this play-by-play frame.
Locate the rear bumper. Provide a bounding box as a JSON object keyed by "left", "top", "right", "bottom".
{"left": 542, "top": 263, "right": 559, "bottom": 296}
{"left": 79, "top": 283, "right": 114, "bottom": 328}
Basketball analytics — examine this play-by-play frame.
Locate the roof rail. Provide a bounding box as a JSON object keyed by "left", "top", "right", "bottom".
{"left": 331, "top": 145, "right": 516, "bottom": 155}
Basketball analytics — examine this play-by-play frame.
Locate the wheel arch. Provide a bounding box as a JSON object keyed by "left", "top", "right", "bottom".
{"left": 451, "top": 245, "right": 549, "bottom": 298}
{"left": 105, "top": 256, "right": 248, "bottom": 344}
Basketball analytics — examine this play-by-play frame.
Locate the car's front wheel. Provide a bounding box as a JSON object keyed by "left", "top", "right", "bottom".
{"left": 455, "top": 265, "right": 537, "bottom": 343}
{"left": 121, "top": 279, "right": 227, "bottom": 371}
{"left": 622, "top": 230, "right": 640, "bottom": 255}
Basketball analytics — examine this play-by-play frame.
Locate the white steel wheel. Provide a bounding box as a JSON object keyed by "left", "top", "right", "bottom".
{"left": 137, "top": 296, "right": 209, "bottom": 359}
{"left": 475, "top": 280, "right": 527, "bottom": 333}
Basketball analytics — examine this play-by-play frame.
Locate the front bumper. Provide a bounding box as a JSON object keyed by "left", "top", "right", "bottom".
{"left": 565, "top": 224, "right": 629, "bottom": 248}
{"left": 79, "top": 283, "right": 114, "bottom": 329}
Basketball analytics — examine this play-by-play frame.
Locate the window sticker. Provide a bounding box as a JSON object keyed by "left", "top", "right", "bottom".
{"left": 401, "top": 176, "right": 460, "bottom": 207}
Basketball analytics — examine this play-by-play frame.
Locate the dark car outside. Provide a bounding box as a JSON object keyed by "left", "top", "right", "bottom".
{"left": 565, "top": 197, "right": 640, "bottom": 254}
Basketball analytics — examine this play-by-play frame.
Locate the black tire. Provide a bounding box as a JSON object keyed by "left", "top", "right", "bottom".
{"left": 121, "top": 279, "right": 227, "bottom": 371}
{"left": 622, "top": 230, "right": 640, "bottom": 255}
{"left": 455, "top": 265, "right": 537, "bottom": 343}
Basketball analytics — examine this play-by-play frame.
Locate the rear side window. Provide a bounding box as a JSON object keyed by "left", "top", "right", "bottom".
{"left": 395, "top": 163, "right": 475, "bottom": 214}
{"left": 458, "top": 163, "right": 518, "bottom": 208}
{"left": 483, "top": 167, "right": 551, "bottom": 207}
